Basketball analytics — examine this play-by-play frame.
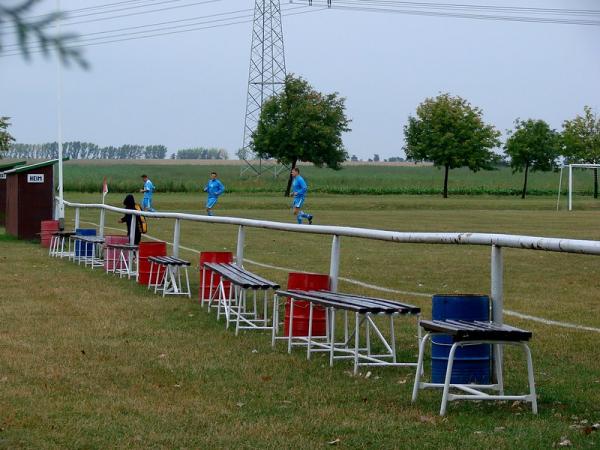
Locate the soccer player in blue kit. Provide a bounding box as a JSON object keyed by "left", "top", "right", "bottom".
{"left": 290, "top": 167, "right": 313, "bottom": 225}
{"left": 204, "top": 171, "right": 225, "bottom": 216}
{"left": 140, "top": 174, "right": 156, "bottom": 212}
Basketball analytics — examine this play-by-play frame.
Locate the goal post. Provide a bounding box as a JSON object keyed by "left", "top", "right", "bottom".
{"left": 556, "top": 163, "right": 600, "bottom": 211}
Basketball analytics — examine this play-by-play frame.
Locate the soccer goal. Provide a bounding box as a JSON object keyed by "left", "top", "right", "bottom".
{"left": 556, "top": 163, "right": 600, "bottom": 211}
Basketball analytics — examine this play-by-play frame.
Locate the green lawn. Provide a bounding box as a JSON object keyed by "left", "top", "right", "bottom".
{"left": 1, "top": 193, "right": 599, "bottom": 448}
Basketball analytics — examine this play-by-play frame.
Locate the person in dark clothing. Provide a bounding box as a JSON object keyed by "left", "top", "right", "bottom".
{"left": 119, "top": 194, "right": 142, "bottom": 244}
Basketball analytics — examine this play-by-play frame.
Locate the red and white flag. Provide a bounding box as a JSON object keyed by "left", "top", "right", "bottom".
{"left": 102, "top": 176, "right": 108, "bottom": 198}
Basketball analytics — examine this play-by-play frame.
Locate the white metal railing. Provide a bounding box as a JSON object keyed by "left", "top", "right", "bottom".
{"left": 59, "top": 197, "right": 600, "bottom": 382}
{"left": 60, "top": 198, "right": 600, "bottom": 326}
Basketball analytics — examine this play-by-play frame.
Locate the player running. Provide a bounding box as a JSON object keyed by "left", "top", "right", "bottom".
{"left": 139, "top": 174, "right": 156, "bottom": 212}
{"left": 290, "top": 167, "right": 313, "bottom": 225}
{"left": 203, "top": 171, "right": 225, "bottom": 216}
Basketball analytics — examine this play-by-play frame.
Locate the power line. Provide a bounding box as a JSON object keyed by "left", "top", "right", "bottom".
{"left": 302, "top": 0, "right": 600, "bottom": 16}
{"left": 1, "top": 0, "right": 224, "bottom": 32}
{"left": 2, "top": 6, "right": 258, "bottom": 51}
{"left": 302, "top": 0, "right": 600, "bottom": 26}
{"left": 22, "top": 0, "right": 185, "bottom": 20}
{"left": 0, "top": 6, "right": 324, "bottom": 58}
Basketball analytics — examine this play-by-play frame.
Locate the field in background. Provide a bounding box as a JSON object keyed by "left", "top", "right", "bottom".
{"left": 58, "top": 160, "right": 600, "bottom": 196}
{"left": 2, "top": 193, "right": 600, "bottom": 447}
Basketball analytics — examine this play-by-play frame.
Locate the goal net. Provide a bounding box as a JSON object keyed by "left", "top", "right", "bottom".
{"left": 556, "top": 163, "right": 600, "bottom": 211}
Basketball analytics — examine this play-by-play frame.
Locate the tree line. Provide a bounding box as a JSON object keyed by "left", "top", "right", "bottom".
{"left": 404, "top": 96, "right": 600, "bottom": 198}
{"left": 171, "top": 148, "right": 229, "bottom": 160}
{"left": 5, "top": 142, "right": 168, "bottom": 160}
{"left": 250, "top": 75, "right": 600, "bottom": 198}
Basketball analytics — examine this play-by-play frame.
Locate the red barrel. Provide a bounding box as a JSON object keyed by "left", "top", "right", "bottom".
{"left": 284, "top": 272, "right": 330, "bottom": 337}
{"left": 104, "top": 235, "right": 130, "bottom": 271}
{"left": 199, "top": 251, "right": 233, "bottom": 302}
{"left": 138, "top": 241, "right": 167, "bottom": 285}
{"left": 40, "top": 220, "right": 60, "bottom": 248}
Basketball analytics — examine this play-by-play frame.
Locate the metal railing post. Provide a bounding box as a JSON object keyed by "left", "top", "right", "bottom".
{"left": 329, "top": 235, "right": 341, "bottom": 292}
{"left": 129, "top": 213, "right": 136, "bottom": 246}
{"left": 74, "top": 208, "right": 80, "bottom": 230}
{"left": 99, "top": 208, "right": 105, "bottom": 238}
{"left": 173, "top": 218, "right": 181, "bottom": 258}
{"left": 491, "top": 244, "right": 504, "bottom": 385}
{"left": 236, "top": 225, "right": 245, "bottom": 267}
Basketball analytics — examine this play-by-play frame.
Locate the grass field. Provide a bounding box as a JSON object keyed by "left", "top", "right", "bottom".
{"left": 58, "top": 161, "right": 600, "bottom": 197}
{"left": 2, "top": 193, "right": 600, "bottom": 448}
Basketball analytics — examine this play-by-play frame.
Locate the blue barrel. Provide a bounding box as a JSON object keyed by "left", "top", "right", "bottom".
{"left": 75, "top": 228, "right": 96, "bottom": 258}
{"left": 431, "top": 294, "right": 491, "bottom": 384}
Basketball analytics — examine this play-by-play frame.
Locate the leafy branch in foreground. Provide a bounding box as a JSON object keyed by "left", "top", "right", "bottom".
{"left": 0, "top": 0, "right": 87, "bottom": 68}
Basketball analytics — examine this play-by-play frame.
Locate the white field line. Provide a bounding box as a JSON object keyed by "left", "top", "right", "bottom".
{"left": 84, "top": 221, "right": 600, "bottom": 334}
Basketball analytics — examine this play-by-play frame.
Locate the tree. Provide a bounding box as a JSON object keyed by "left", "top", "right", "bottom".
{"left": 403, "top": 93, "right": 501, "bottom": 198}
{"left": 0, "top": 117, "right": 16, "bottom": 156}
{"left": 373, "top": 154, "right": 380, "bottom": 162}
{"left": 0, "top": 0, "right": 86, "bottom": 67}
{"left": 251, "top": 74, "right": 351, "bottom": 196}
{"left": 562, "top": 106, "right": 600, "bottom": 198}
{"left": 504, "top": 119, "right": 561, "bottom": 199}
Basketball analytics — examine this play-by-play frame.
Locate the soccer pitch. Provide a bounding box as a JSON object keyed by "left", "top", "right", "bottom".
{"left": 1, "top": 192, "right": 599, "bottom": 448}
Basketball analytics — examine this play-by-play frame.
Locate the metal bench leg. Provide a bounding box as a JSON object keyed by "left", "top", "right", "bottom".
{"left": 365, "top": 313, "right": 371, "bottom": 357}
{"left": 522, "top": 343, "right": 538, "bottom": 414}
{"left": 271, "top": 294, "right": 279, "bottom": 347}
{"left": 235, "top": 289, "right": 243, "bottom": 336}
{"left": 200, "top": 268, "right": 206, "bottom": 306}
{"left": 353, "top": 312, "right": 360, "bottom": 375}
{"left": 494, "top": 344, "right": 505, "bottom": 395}
{"left": 148, "top": 261, "right": 155, "bottom": 290}
{"left": 208, "top": 272, "right": 216, "bottom": 311}
{"left": 390, "top": 315, "right": 397, "bottom": 363}
{"left": 287, "top": 299, "right": 294, "bottom": 354}
{"left": 344, "top": 310, "right": 349, "bottom": 349}
{"left": 329, "top": 307, "right": 336, "bottom": 367}
{"left": 162, "top": 266, "right": 172, "bottom": 297}
{"left": 184, "top": 266, "right": 191, "bottom": 299}
{"left": 440, "top": 342, "right": 460, "bottom": 416}
{"left": 411, "top": 333, "right": 430, "bottom": 403}
{"left": 307, "top": 301, "right": 314, "bottom": 360}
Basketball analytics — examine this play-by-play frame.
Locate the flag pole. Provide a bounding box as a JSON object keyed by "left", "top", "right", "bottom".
{"left": 56, "top": 0, "right": 65, "bottom": 225}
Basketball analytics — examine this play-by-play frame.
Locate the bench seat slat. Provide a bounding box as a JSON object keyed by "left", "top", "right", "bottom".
{"left": 309, "top": 291, "right": 420, "bottom": 314}
{"left": 203, "top": 262, "right": 279, "bottom": 290}
{"left": 419, "top": 319, "right": 532, "bottom": 342}
{"left": 276, "top": 289, "right": 370, "bottom": 312}
{"left": 300, "top": 291, "right": 402, "bottom": 314}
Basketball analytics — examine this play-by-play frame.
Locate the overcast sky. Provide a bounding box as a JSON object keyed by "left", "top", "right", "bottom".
{"left": 1, "top": 0, "right": 599, "bottom": 160}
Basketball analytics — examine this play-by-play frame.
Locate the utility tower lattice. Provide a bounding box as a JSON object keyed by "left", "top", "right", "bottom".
{"left": 240, "top": 0, "right": 287, "bottom": 176}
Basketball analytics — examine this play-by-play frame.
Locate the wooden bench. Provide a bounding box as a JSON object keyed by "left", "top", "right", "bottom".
{"left": 412, "top": 319, "right": 537, "bottom": 416}
{"left": 70, "top": 235, "right": 105, "bottom": 268}
{"left": 274, "top": 289, "right": 421, "bottom": 374}
{"left": 49, "top": 231, "right": 76, "bottom": 258}
{"left": 202, "top": 262, "right": 280, "bottom": 335}
{"left": 148, "top": 256, "right": 192, "bottom": 298}
{"left": 104, "top": 243, "right": 138, "bottom": 279}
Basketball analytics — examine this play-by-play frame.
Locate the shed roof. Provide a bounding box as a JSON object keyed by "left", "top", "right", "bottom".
{"left": 0, "top": 160, "right": 27, "bottom": 172}
{"left": 3, "top": 158, "right": 69, "bottom": 174}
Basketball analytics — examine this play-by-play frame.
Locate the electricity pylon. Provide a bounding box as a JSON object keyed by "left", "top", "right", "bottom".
{"left": 240, "top": 0, "right": 287, "bottom": 176}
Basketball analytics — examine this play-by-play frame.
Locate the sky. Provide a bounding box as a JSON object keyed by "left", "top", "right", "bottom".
{"left": 1, "top": 0, "right": 599, "bottom": 160}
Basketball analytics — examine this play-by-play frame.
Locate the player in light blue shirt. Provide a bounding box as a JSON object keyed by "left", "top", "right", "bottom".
{"left": 140, "top": 174, "right": 156, "bottom": 212}
{"left": 203, "top": 171, "right": 225, "bottom": 216}
{"left": 291, "top": 167, "right": 313, "bottom": 225}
